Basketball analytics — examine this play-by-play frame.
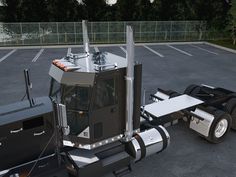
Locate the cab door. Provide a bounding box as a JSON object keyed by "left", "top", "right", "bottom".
{"left": 90, "top": 70, "right": 123, "bottom": 143}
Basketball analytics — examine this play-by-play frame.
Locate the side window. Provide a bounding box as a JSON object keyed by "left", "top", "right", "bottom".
{"left": 62, "top": 86, "right": 90, "bottom": 111}
{"left": 94, "top": 77, "right": 117, "bottom": 109}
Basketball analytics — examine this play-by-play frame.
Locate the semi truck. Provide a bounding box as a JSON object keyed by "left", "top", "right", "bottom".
{"left": 0, "top": 21, "right": 236, "bottom": 177}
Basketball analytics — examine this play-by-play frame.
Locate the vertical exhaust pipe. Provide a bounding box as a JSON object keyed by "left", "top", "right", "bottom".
{"left": 82, "top": 20, "right": 90, "bottom": 54}
{"left": 124, "top": 26, "right": 135, "bottom": 142}
{"left": 82, "top": 20, "right": 90, "bottom": 72}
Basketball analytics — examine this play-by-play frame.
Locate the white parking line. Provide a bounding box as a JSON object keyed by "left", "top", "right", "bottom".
{"left": 143, "top": 45, "right": 164, "bottom": 58}
{"left": 94, "top": 47, "right": 99, "bottom": 52}
{"left": 0, "top": 49, "right": 17, "bottom": 62}
{"left": 167, "top": 45, "right": 193, "bottom": 56}
{"left": 190, "top": 44, "right": 218, "bottom": 55}
{"left": 32, "top": 49, "right": 44, "bottom": 62}
{"left": 120, "top": 46, "right": 126, "bottom": 54}
{"left": 67, "top": 48, "right": 71, "bottom": 55}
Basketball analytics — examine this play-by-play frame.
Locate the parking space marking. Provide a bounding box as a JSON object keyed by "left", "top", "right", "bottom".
{"left": 120, "top": 46, "right": 126, "bottom": 54}
{"left": 32, "top": 49, "right": 44, "bottom": 62}
{"left": 167, "top": 45, "right": 193, "bottom": 56}
{"left": 67, "top": 48, "right": 71, "bottom": 55}
{"left": 190, "top": 44, "right": 218, "bottom": 55}
{"left": 143, "top": 45, "right": 164, "bottom": 58}
{"left": 94, "top": 47, "right": 99, "bottom": 52}
{"left": 0, "top": 49, "right": 17, "bottom": 62}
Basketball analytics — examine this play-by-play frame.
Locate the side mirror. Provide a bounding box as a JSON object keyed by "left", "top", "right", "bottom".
{"left": 57, "top": 104, "right": 70, "bottom": 136}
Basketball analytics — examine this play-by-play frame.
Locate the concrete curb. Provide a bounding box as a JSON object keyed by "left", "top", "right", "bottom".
{"left": 204, "top": 42, "right": 236, "bottom": 54}
{"left": 0, "top": 41, "right": 205, "bottom": 50}
{"left": 136, "top": 41, "right": 204, "bottom": 46}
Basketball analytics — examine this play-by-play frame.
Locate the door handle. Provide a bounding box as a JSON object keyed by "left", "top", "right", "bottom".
{"left": 34, "top": 131, "right": 45, "bottom": 136}
{"left": 10, "top": 128, "right": 23, "bottom": 134}
{"left": 38, "top": 163, "right": 49, "bottom": 168}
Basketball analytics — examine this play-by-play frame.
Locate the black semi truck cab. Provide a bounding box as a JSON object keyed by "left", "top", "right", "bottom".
{"left": 49, "top": 52, "right": 142, "bottom": 149}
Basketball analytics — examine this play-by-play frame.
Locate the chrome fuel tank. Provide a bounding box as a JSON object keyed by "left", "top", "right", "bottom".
{"left": 126, "top": 126, "right": 170, "bottom": 162}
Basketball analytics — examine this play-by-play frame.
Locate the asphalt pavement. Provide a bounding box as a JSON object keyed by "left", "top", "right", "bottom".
{"left": 1, "top": 43, "right": 236, "bottom": 177}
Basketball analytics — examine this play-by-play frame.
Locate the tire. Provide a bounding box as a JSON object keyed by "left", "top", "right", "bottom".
{"left": 206, "top": 110, "right": 232, "bottom": 144}
{"left": 169, "top": 92, "right": 181, "bottom": 98}
{"left": 225, "top": 98, "right": 236, "bottom": 130}
{"left": 191, "top": 86, "right": 201, "bottom": 97}
{"left": 164, "top": 90, "right": 177, "bottom": 97}
{"left": 184, "top": 84, "right": 201, "bottom": 97}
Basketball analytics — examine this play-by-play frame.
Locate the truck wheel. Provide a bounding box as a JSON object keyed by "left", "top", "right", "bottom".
{"left": 169, "top": 92, "right": 181, "bottom": 98}
{"left": 225, "top": 98, "right": 236, "bottom": 130}
{"left": 184, "top": 84, "right": 198, "bottom": 95}
{"left": 206, "top": 110, "right": 232, "bottom": 144}
{"left": 184, "top": 84, "right": 200, "bottom": 97}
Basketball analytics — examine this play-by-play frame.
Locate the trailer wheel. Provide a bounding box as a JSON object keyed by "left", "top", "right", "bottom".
{"left": 225, "top": 98, "right": 236, "bottom": 130}
{"left": 184, "top": 84, "right": 200, "bottom": 97}
{"left": 206, "top": 110, "right": 232, "bottom": 144}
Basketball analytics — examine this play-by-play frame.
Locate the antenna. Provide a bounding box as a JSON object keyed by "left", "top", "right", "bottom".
{"left": 82, "top": 20, "right": 90, "bottom": 54}
{"left": 24, "top": 69, "right": 35, "bottom": 107}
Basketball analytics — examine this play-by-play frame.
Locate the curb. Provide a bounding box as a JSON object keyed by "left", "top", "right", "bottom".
{"left": 204, "top": 42, "right": 236, "bottom": 54}
{"left": 0, "top": 41, "right": 205, "bottom": 50}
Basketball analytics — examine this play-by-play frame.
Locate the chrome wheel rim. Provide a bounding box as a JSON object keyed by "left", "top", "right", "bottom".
{"left": 214, "top": 119, "right": 228, "bottom": 138}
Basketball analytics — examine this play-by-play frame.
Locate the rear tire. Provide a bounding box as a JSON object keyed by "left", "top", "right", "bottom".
{"left": 184, "top": 84, "right": 198, "bottom": 95}
{"left": 184, "top": 84, "right": 201, "bottom": 97}
{"left": 225, "top": 98, "right": 236, "bottom": 130}
{"left": 206, "top": 110, "right": 232, "bottom": 144}
{"left": 169, "top": 92, "right": 181, "bottom": 98}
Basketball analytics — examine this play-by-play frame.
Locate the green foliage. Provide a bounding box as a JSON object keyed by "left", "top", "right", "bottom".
{"left": 0, "top": 0, "right": 233, "bottom": 30}
{"left": 231, "top": 0, "right": 236, "bottom": 22}
{"left": 209, "top": 39, "right": 236, "bottom": 49}
{"left": 47, "top": 0, "right": 86, "bottom": 22}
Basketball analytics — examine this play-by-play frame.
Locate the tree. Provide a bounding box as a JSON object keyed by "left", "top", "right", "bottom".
{"left": 102, "top": 3, "right": 119, "bottom": 21}
{"left": 192, "top": 0, "right": 232, "bottom": 29}
{"left": 116, "top": 0, "right": 140, "bottom": 21}
{"left": 0, "top": 0, "right": 233, "bottom": 31}
{"left": 232, "top": 25, "right": 236, "bottom": 45}
{"left": 1, "top": 0, "right": 22, "bottom": 22}
{"left": 20, "top": 0, "right": 48, "bottom": 22}
{"left": 47, "top": 0, "right": 85, "bottom": 22}
{"left": 83, "top": 0, "right": 107, "bottom": 21}
{"left": 136, "top": 0, "right": 154, "bottom": 21}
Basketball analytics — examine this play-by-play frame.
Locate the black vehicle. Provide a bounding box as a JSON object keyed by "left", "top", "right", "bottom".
{"left": 0, "top": 21, "right": 236, "bottom": 177}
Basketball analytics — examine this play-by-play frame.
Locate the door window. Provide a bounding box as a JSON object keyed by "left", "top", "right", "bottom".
{"left": 94, "top": 78, "right": 117, "bottom": 109}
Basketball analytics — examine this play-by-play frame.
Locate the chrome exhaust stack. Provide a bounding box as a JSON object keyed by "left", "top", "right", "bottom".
{"left": 124, "top": 26, "right": 135, "bottom": 142}
{"left": 124, "top": 26, "right": 170, "bottom": 160}
{"left": 82, "top": 20, "right": 90, "bottom": 54}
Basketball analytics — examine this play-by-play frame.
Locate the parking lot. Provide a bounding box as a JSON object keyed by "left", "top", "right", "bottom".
{"left": 1, "top": 42, "right": 236, "bottom": 177}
